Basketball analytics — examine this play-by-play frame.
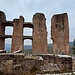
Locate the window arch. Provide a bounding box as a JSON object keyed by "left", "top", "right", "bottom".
{"left": 23, "top": 28, "right": 32, "bottom": 36}
{"left": 5, "top": 26, "right": 13, "bottom": 35}
{"left": 4, "top": 38, "right": 12, "bottom": 53}
{"left": 23, "top": 39, "right": 32, "bottom": 54}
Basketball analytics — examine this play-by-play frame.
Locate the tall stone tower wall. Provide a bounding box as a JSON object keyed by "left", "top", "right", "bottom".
{"left": 32, "top": 13, "right": 48, "bottom": 54}
{"left": 11, "top": 16, "right": 24, "bottom": 52}
{"left": 0, "top": 11, "right": 6, "bottom": 50}
{"left": 51, "top": 13, "right": 69, "bottom": 55}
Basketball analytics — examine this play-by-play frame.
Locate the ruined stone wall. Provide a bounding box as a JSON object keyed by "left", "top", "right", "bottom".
{"left": 32, "top": 13, "right": 48, "bottom": 54}
{"left": 0, "top": 11, "right": 48, "bottom": 54}
{"left": 0, "top": 11, "right": 70, "bottom": 55}
{"left": 51, "top": 13, "right": 69, "bottom": 55}
{"left": 0, "top": 11, "right": 6, "bottom": 50}
{"left": 0, "top": 54, "right": 72, "bottom": 75}
{"left": 11, "top": 16, "right": 24, "bottom": 52}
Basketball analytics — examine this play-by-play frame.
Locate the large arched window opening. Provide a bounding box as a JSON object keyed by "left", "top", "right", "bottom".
{"left": 23, "top": 28, "right": 32, "bottom": 36}
{"left": 23, "top": 39, "right": 32, "bottom": 54}
{"left": 4, "top": 38, "right": 12, "bottom": 53}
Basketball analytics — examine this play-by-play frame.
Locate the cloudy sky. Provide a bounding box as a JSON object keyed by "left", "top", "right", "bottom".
{"left": 0, "top": 0, "right": 75, "bottom": 45}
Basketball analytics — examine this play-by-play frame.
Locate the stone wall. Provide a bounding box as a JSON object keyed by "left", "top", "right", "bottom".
{"left": 0, "top": 11, "right": 6, "bottom": 50}
{"left": 0, "top": 54, "right": 72, "bottom": 75}
{"left": 51, "top": 13, "right": 69, "bottom": 55}
{"left": 0, "top": 11, "right": 48, "bottom": 54}
{"left": 11, "top": 16, "right": 24, "bottom": 52}
{"left": 32, "top": 13, "right": 48, "bottom": 54}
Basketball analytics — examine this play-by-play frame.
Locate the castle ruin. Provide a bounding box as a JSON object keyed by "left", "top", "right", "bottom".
{"left": 0, "top": 11, "right": 72, "bottom": 75}
{"left": 0, "top": 11, "right": 70, "bottom": 55}
{"left": 0, "top": 11, "right": 48, "bottom": 54}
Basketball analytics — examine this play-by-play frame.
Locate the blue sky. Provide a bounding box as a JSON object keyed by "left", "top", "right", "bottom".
{"left": 0, "top": 0, "right": 75, "bottom": 45}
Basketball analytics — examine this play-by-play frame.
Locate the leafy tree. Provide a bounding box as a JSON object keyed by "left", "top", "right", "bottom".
{"left": 72, "top": 39, "right": 75, "bottom": 54}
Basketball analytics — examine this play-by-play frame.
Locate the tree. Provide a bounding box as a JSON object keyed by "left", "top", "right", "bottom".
{"left": 72, "top": 39, "right": 75, "bottom": 54}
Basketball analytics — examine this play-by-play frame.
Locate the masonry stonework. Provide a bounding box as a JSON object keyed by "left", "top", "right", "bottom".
{"left": 32, "top": 13, "right": 48, "bottom": 54}
{"left": 51, "top": 13, "right": 69, "bottom": 55}
{"left": 0, "top": 54, "right": 72, "bottom": 75}
{"left": 0, "top": 11, "right": 48, "bottom": 54}
{"left": 0, "top": 11, "right": 73, "bottom": 75}
{"left": 0, "top": 11, "right": 6, "bottom": 50}
{"left": 11, "top": 16, "right": 24, "bottom": 52}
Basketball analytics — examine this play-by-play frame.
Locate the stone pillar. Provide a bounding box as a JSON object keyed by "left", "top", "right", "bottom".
{"left": 0, "top": 11, "right": 6, "bottom": 50}
{"left": 51, "top": 13, "right": 69, "bottom": 55}
{"left": 11, "top": 16, "right": 24, "bottom": 52}
{"left": 32, "top": 13, "right": 48, "bottom": 54}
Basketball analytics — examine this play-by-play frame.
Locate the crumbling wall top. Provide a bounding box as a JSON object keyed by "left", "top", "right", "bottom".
{"left": 0, "top": 11, "right": 6, "bottom": 22}
{"left": 33, "top": 13, "right": 46, "bottom": 20}
{"left": 52, "top": 13, "right": 68, "bottom": 18}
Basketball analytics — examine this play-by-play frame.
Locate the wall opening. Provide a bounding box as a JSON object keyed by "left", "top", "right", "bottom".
{"left": 5, "top": 26, "right": 13, "bottom": 35}
{"left": 4, "top": 38, "right": 12, "bottom": 53}
{"left": 23, "top": 28, "right": 32, "bottom": 36}
{"left": 4, "top": 26, "right": 13, "bottom": 53}
{"left": 23, "top": 39, "right": 32, "bottom": 54}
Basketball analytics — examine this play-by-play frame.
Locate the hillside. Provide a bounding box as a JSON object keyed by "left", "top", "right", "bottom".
{"left": 48, "top": 42, "right": 74, "bottom": 54}
{"left": 5, "top": 42, "right": 73, "bottom": 53}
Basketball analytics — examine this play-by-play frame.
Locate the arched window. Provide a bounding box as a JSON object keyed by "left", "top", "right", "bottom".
{"left": 4, "top": 38, "right": 12, "bottom": 53}
{"left": 4, "top": 26, "right": 13, "bottom": 53}
{"left": 23, "top": 39, "right": 32, "bottom": 54}
{"left": 5, "top": 26, "right": 13, "bottom": 35}
{"left": 23, "top": 28, "right": 32, "bottom": 36}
